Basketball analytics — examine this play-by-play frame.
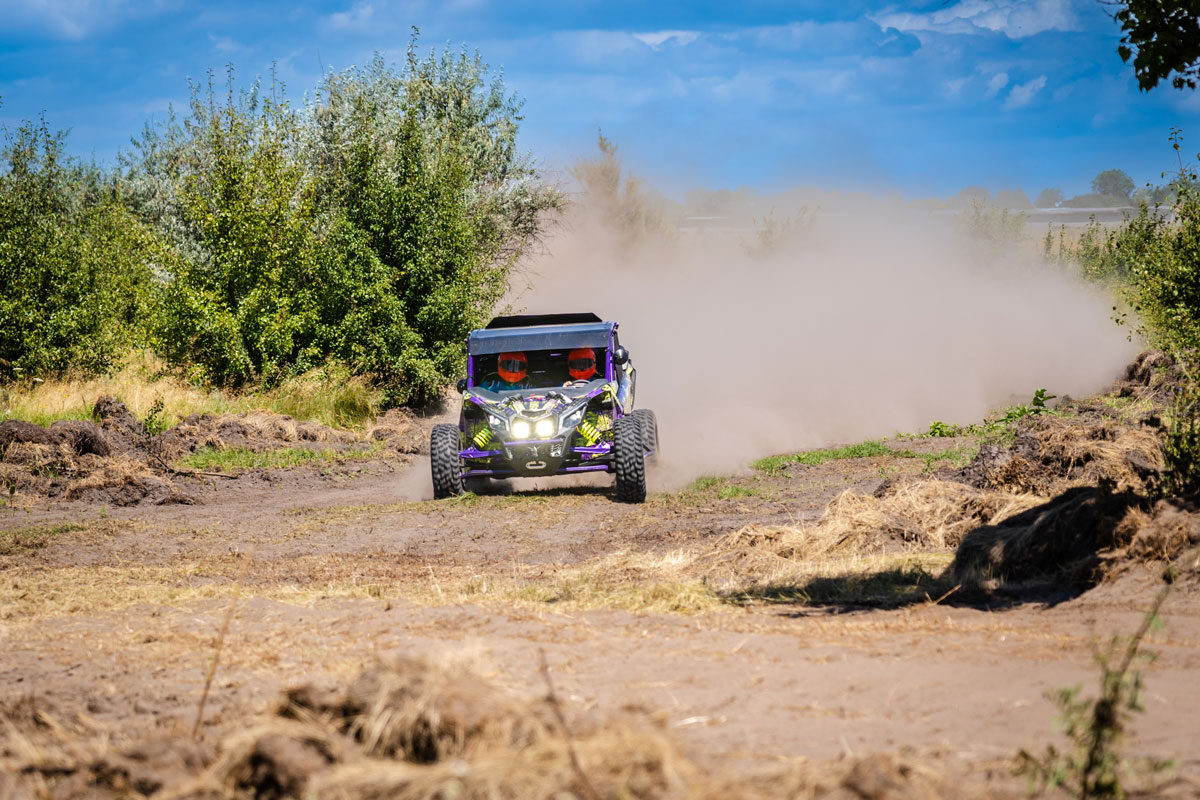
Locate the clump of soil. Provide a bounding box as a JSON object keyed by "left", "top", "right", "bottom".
{"left": 2, "top": 656, "right": 980, "bottom": 800}
{"left": 952, "top": 486, "right": 1200, "bottom": 593}
{"left": 1114, "top": 349, "right": 1186, "bottom": 401}
{"left": 0, "top": 397, "right": 422, "bottom": 506}
{"left": 949, "top": 413, "right": 1162, "bottom": 496}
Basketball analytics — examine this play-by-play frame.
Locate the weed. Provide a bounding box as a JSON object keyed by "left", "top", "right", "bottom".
{"left": 717, "top": 485, "right": 757, "bottom": 500}
{"left": 1019, "top": 585, "right": 1172, "bottom": 798}
{"left": 0, "top": 523, "right": 81, "bottom": 555}
{"left": 753, "top": 440, "right": 893, "bottom": 474}
{"left": 927, "top": 420, "right": 963, "bottom": 438}
{"left": 754, "top": 440, "right": 976, "bottom": 476}
{"left": 176, "top": 445, "right": 379, "bottom": 472}
{"left": 1161, "top": 364, "right": 1200, "bottom": 497}
{"left": 689, "top": 475, "right": 724, "bottom": 492}
{"left": 143, "top": 396, "right": 170, "bottom": 436}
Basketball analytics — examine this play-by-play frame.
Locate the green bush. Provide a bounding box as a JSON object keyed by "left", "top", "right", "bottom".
{"left": 0, "top": 117, "right": 157, "bottom": 378}
{"left": 126, "top": 39, "right": 562, "bottom": 406}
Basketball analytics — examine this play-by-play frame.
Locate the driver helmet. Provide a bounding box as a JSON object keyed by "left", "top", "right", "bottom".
{"left": 568, "top": 347, "right": 597, "bottom": 380}
{"left": 497, "top": 351, "right": 527, "bottom": 383}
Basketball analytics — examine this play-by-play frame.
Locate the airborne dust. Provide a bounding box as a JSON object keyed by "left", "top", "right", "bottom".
{"left": 514, "top": 182, "right": 1137, "bottom": 488}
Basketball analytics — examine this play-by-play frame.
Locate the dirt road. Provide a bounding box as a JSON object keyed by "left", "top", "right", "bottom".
{"left": 4, "top": 442, "right": 1200, "bottom": 794}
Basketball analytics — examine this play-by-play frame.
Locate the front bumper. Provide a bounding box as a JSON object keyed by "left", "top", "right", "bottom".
{"left": 459, "top": 438, "right": 613, "bottom": 478}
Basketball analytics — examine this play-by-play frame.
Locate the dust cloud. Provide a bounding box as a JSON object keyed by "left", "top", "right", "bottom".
{"left": 514, "top": 196, "right": 1138, "bottom": 487}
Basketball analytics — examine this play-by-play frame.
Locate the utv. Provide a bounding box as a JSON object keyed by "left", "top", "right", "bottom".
{"left": 430, "top": 313, "right": 659, "bottom": 502}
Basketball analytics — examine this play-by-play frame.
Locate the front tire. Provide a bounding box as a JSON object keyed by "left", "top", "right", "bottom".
{"left": 613, "top": 415, "right": 647, "bottom": 503}
{"left": 629, "top": 409, "right": 659, "bottom": 458}
{"left": 430, "top": 424, "right": 465, "bottom": 499}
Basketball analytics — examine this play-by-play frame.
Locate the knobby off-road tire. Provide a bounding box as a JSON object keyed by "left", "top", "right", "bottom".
{"left": 430, "top": 423, "right": 465, "bottom": 499}
{"left": 629, "top": 409, "right": 659, "bottom": 458}
{"left": 613, "top": 415, "right": 647, "bottom": 503}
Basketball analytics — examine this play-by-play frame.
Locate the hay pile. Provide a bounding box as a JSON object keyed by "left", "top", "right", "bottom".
{"left": 696, "top": 478, "right": 1044, "bottom": 593}
{"left": 2, "top": 656, "right": 980, "bottom": 800}
{"left": 951, "top": 414, "right": 1162, "bottom": 496}
{"left": 953, "top": 490, "right": 1200, "bottom": 591}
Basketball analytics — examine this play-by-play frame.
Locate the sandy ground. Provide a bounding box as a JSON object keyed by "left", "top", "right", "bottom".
{"left": 3, "top": 443, "right": 1200, "bottom": 793}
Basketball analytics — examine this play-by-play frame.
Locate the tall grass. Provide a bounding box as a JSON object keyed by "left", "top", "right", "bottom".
{"left": 0, "top": 351, "right": 381, "bottom": 430}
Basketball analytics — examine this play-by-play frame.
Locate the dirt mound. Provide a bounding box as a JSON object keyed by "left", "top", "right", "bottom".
{"left": 0, "top": 397, "right": 420, "bottom": 506}
{"left": 2, "top": 656, "right": 982, "bottom": 800}
{"left": 949, "top": 414, "right": 1162, "bottom": 496}
{"left": 952, "top": 486, "right": 1200, "bottom": 592}
{"left": 696, "top": 478, "right": 1044, "bottom": 593}
{"left": 1113, "top": 349, "right": 1186, "bottom": 400}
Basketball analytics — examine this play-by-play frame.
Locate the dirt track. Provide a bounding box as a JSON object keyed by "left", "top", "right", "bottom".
{"left": 4, "top": 438, "right": 1200, "bottom": 794}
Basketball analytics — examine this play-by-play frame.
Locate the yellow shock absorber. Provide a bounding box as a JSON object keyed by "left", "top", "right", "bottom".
{"left": 576, "top": 418, "right": 600, "bottom": 446}
{"left": 472, "top": 425, "right": 493, "bottom": 449}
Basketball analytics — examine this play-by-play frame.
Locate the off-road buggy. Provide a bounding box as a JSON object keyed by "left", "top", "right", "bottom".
{"left": 430, "top": 313, "right": 659, "bottom": 502}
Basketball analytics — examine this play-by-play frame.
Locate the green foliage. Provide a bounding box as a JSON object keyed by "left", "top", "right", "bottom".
{"left": 1019, "top": 587, "right": 1172, "bottom": 799}
{"left": 1043, "top": 207, "right": 1168, "bottom": 284}
{"left": 1114, "top": 0, "right": 1200, "bottom": 90}
{"left": 1121, "top": 133, "right": 1200, "bottom": 354}
{"left": 1161, "top": 365, "right": 1200, "bottom": 498}
{"left": 142, "top": 397, "right": 169, "bottom": 436}
{"left": 927, "top": 420, "right": 962, "bottom": 438}
{"left": 0, "top": 117, "right": 158, "bottom": 378}
{"left": 752, "top": 440, "right": 894, "bottom": 474}
{"left": 124, "top": 38, "right": 561, "bottom": 406}
{"left": 1091, "top": 169, "right": 1136, "bottom": 200}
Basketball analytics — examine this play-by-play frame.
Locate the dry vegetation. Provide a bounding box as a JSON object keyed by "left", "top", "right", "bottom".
{"left": 1, "top": 655, "right": 988, "bottom": 800}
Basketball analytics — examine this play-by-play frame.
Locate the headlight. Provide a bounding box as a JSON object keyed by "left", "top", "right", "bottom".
{"left": 486, "top": 413, "right": 507, "bottom": 429}
{"left": 562, "top": 407, "right": 585, "bottom": 427}
{"left": 535, "top": 418, "right": 555, "bottom": 438}
{"left": 511, "top": 419, "right": 531, "bottom": 439}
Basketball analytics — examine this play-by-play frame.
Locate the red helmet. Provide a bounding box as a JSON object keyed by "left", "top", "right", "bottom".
{"left": 568, "top": 347, "right": 597, "bottom": 380}
{"left": 497, "top": 351, "right": 527, "bottom": 383}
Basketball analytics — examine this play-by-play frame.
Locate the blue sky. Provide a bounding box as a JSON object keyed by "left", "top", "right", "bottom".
{"left": 1, "top": 0, "right": 1196, "bottom": 198}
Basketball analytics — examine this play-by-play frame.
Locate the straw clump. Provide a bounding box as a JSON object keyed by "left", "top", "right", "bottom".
{"left": 4, "top": 656, "right": 979, "bottom": 800}
{"left": 952, "top": 414, "right": 1162, "bottom": 496}
{"left": 698, "top": 478, "right": 1043, "bottom": 592}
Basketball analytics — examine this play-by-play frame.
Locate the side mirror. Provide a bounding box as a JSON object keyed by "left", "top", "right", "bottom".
{"left": 612, "top": 346, "right": 630, "bottom": 366}
{"left": 456, "top": 378, "right": 468, "bottom": 393}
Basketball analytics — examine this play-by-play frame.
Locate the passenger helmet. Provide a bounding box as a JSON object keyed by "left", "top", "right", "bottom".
{"left": 568, "top": 347, "right": 597, "bottom": 380}
{"left": 497, "top": 351, "right": 527, "bottom": 383}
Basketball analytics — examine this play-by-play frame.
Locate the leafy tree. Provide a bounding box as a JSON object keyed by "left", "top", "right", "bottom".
{"left": 1036, "top": 187, "right": 1064, "bottom": 208}
{"left": 1113, "top": 0, "right": 1200, "bottom": 90}
{"left": 1091, "top": 168, "right": 1136, "bottom": 199}
{"left": 0, "top": 116, "right": 157, "bottom": 378}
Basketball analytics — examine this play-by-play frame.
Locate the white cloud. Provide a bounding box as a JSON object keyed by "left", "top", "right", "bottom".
{"left": 209, "top": 34, "right": 241, "bottom": 52}
{"left": 633, "top": 30, "right": 700, "bottom": 49}
{"left": 874, "top": 0, "right": 1077, "bottom": 39}
{"left": 945, "top": 76, "right": 968, "bottom": 97}
{"left": 985, "top": 72, "right": 1010, "bottom": 98}
{"left": 327, "top": 2, "right": 374, "bottom": 31}
{"left": 2, "top": 0, "right": 150, "bottom": 40}
{"left": 1004, "top": 75, "right": 1047, "bottom": 109}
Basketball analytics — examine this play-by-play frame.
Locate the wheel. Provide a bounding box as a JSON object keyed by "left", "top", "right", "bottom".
{"left": 613, "top": 415, "right": 647, "bottom": 503}
{"left": 430, "top": 424, "right": 465, "bottom": 499}
{"left": 629, "top": 409, "right": 659, "bottom": 458}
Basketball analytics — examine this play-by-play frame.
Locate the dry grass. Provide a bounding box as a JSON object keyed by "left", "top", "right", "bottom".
{"left": 692, "top": 479, "right": 1042, "bottom": 598}
{"left": 0, "top": 351, "right": 380, "bottom": 431}
{"left": 3, "top": 654, "right": 975, "bottom": 800}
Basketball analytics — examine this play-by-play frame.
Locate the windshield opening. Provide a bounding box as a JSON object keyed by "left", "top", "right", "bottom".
{"left": 472, "top": 348, "right": 605, "bottom": 391}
